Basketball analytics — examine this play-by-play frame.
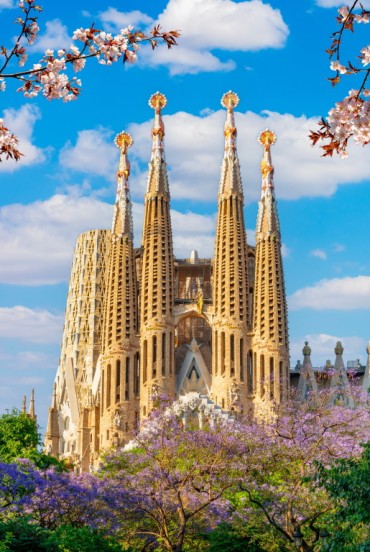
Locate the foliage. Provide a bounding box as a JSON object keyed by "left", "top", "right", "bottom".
{"left": 204, "top": 522, "right": 266, "bottom": 552}
{"left": 310, "top": 1, "right": 370, "bottom": 156}
{"left": 318, "top": 441, "right": 370, "bottom": 550}
{"left": 0, "top": 519, "right": 124, "bottom": 551}
{"left": 0, "top": 409, "right": 65, "bottom": 470}
{"left": 0, "top": 0, "right": 179, "bottom": 161}
{"left": 0, "top": 410, "right": 38, "bottom": 462}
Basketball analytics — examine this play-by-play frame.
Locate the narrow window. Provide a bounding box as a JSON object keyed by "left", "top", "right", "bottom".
{"left": 162, "top": 333, "right": 166, "bottom": 376}
{"left": 106, "top": 364, "right": 111, "bottom": 408}
{"left": 125, "top": 357, "right": 130, "bottom": 400}
{"left": 116, "top": 360, "right": 121, "bottom": 403}
{"left": 240, "top": 338, "right": 244, "bottom": 381}
{"left": 143, "top": 341, "right": 147, "bottom": 384}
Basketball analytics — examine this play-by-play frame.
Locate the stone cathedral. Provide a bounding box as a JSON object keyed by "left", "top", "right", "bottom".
{"left": 45, "top": 91, "right": 290, "bottom": 470}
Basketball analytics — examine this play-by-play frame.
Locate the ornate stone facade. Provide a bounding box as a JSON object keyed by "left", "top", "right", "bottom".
{"left": 45, "top": 92, "right": 290, "bottom": 468}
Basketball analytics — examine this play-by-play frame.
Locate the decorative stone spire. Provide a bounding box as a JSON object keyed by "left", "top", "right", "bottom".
{"left": 363, "top": 341, "right": 370, "bottom": 393}
{"left": 140, "top": 91, "right": 175, "bottom": 416}
{"left": 111, "top": 132, "right": 133, "bottom": 239}
{"left": 218, "top": 91, "right": 243, "bottom": 196}
{"left": 298, "top": 341, "right": 318, "bottom": 399}
{"left": 29, "top": 388, "right": 36, "bottom": 421}
{"left": 256, "top": 130, "right": 280, "bottom": 236}
{"left": 253, "top": 129, "right": 289, "bottom": 404}
{"left": 146, "top": 92, "right": 169, "bottom": 195}
{"left": 100, "top": 130, "right": 139, "bottom": 451}
{"left": 330, "top": 341, "right": 353, "bottom": 406}
{"left": 44, "top": 382, "right": 60, "bottom": 457}
{"left": 22, "top": 395, "right": 26, "bottom": 414}
{"left": 212, "top": 91, "right": 250, "bottom": 413}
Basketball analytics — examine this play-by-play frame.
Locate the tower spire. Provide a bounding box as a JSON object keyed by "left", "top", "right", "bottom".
{"left": 219, "top": 91, "right": 243, "bottom": 196}
{"left": 330, "top": 341, "right": 354, "bottom": 406}
{"left": 363, "top": 341, "right": 370, "bottom": 394}
{"left": 29, "top": 388, "right": 36, "bottom": 421}
{"left": 112, "top": 132, "right": 133, "bottom": 239}
{"left": 252, "top": 130, "right": 289, "bottom": 404}
{"left": 140, "top": 91, "right": 175, "bottom": 416}
{"left": 146, "top": 92, "right": 169, "bottom": 195}
{"left": 212, "top": 91, "right": 250, "bottom": 413}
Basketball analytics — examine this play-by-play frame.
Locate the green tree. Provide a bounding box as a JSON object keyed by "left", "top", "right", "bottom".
{"left": 0, "top": 409, "right": 64, "bottom": 470}
{"left": 318, "top": 441, "right": 370, "bottom": 550}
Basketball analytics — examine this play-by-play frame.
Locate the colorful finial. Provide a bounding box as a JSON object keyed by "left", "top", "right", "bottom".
{"left": 115, "top": 131, "right": 133, "bottom": 153}
{"left": 258, "top": 129, "right": 276, "bottom": 150}
{"left": 221, "top": 90, "right": 239, "bottom": 110}
{"left": 149, "top": 91, "right": 167, "bottom": 111}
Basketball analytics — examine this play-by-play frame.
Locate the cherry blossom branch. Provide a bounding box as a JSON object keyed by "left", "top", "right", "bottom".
{"left": 0, "top": 0, "right": 180, "bottom": 162}
{"left": 309, "top": 2, "right": 370, "bottom": 157}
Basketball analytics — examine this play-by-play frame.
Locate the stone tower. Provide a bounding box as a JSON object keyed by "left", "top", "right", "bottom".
{"left": 45, "top": 229, "right": 110, "bottom": 461}
{"left": 252, "top": 130, "right": 289, "bottom": 403}
{"left": 297, "top": 341, "right": 318, "bottom": 399}
{"left": 212, "top": 91, "right": 251, "bottom": 413}
{"left": 139, "top": 92, "right": 175, "bottom": 416}
{"left": 99, "top": 132, "right": 139, "bottom": 451}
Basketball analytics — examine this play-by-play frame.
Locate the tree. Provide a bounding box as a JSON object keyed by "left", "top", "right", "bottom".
{"left": 309, "top": 1, "right": 370, "bottom": 157}
{"left": 317, "top": 441, "right": 370, "bottom": 550}
{"left": 233, "top": 390, "right": 370, "bottom": 552}
{"left": 101, "top": 402, "right": 243, "bottom": 552}
{"left": 0, "top": 0, "right": 179, "bottom": 161}
{"left": 0, "top": 409, "right": 64, "bottom": 470}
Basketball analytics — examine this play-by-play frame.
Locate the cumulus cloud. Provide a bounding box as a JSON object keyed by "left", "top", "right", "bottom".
{"left": 289, "top": 275, "right": 370, "bottom": 311}
{"left": 0, "top": 105, "right": 46, "bottom": 171}
{"left": 99, "top": 0, "right": 289, "bottom": 74}
{"left": 0, "top": 192, "right": 112, "bottom": 285}
{"left": 59, "top": 128, "right": 118, "bottom": 177}
{"left": 0, "top": 306, "right": 63, "bottom": 343}
{"left": 290, "top": 333, "right": 367, "bottom": 366}
{"left": 99, "top": 7, "right": 153, "bottom": 30}
{"left": 310, "top": 249, "right": 327, "bottom": 260}
{"left": 31, "top": 18, "right": 71, "bottom": 52}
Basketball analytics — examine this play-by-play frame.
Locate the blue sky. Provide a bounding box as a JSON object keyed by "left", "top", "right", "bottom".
{"left": 1, "top": 0, "right": 370, "bottom": 431}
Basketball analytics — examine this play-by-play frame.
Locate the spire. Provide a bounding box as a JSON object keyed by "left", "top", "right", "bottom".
{"left": 362, "top": 341, "right": 370, "bottom": 393}
{"left": 298, "top": 341, "right": 318, "bottom": 399}
{"left": 22, "top": 395, "right": 26, "bottom": 414}
{"left": 218, "top": 90, "right": 243, "bottom": 197}
{"left": 29, "top": 388, "right": 36, "bottom": 421}
{"left": 256, "top": 129, "right": 280, "bottom": 236}
{"left": 330, "top": 341, "right": 354, "bottom": 407}
{"left": 52, "top": 382, "right": 57, "bottom": 409}
{"left": 146, "top": 91, "right": 169, "bottom": 196}
{"left": 111, "top": 131, "right": 133, "bottom": 240}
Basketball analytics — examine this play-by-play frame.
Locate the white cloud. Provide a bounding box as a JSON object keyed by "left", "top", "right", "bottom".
{"left": 31, "top": 19, "right": 71, "bottom": 52}
{"left": 290, "top": 333, "right": 367, "bottom": 366}
{"left": 99, "top": 7, "right": 153, "bottom": 30}
{"left": 310, "top": 249, "right": 327, "bottom": 260}
{"left": 126, "top": 108, "right": 370, "bottom": 203}
{"left": 0, "top": 105, "right": 46, "bottom": 171}
{"left": 99, "top": 0, "right": 289, "bottom": 74}
{"left": 0, "top": 192, "right": 112, "bottom": 285}
{"left": 0, "top": 306, "right": 63, "bottom": 343}
{"left": 333, "top": 243, "right": 346, "bottom": 253}
{"left": 289, "top": 275, "right": 370, "bottom": 311}
{"left": 59, "top": 128, "right": 117, "bottom": 177}
{"left": 0, "top": 0, "right": 13, "bottom": 8}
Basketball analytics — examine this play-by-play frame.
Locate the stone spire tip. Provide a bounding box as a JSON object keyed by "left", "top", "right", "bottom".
{"left": 221, "top": 90, "right": 239, "bottom": 111}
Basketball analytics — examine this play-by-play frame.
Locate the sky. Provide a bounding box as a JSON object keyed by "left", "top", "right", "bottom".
{"left": 1, "top": 0, "right": 370, "bottom": 431}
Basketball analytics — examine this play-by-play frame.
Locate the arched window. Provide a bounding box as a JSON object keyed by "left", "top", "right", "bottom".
{"left": 240, "top": 338, "right": 244, "bottom": 382}
{"left": 116, "top": 360, "right": 121, "bottom": 403}
{"left": 106, "top": 364, "right": 111, "bottom": 408}
{"left": 247, "top": 351, "right": 253, "bottom": 393}
{"left": 125, "top": 357, "right": 130, "bottom": 400}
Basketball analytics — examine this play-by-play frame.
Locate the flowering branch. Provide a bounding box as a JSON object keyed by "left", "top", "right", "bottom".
{"left": 309, "top": 1, "right": 370, "bottom": 157}
{"left": 0, "top": 0, "right": 180, "bottom": 162}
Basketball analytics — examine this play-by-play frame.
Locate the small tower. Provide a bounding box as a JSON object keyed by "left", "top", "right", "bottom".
{"left": 330, "top": 341, "right": 353, "bottom": 406}
{"left": 29, "top": 388, "right": 36, "bottom": 421}
{"left": 252, "top": 130, "right": 289, "bottom": 403}
{"left": 212, "top": 91, "right": 251, "bottom": 412}
{"left": 100, "top": 132, "right": 139, "bottom": 452}
{"left": 139, "top": 92, "right": 175, "bottom": 416}
{"left": 362, "top": 341, "right": 370, "bottom": 394}
{"left": 297, "top": 341, "right": 318, "bottom": 399}
{"left": 44, "top": 383, "right": 60, "bottom": 456}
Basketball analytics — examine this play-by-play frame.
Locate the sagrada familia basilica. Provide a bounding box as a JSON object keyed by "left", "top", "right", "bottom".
{"left": 43, "top": 90, "right": 292, "bottom": 470}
